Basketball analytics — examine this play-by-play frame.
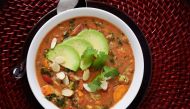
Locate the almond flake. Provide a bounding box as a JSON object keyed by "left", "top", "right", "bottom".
{"left": 50, "top": 62, "right": 60, "bottom": 72}
{"left": 63, "top": 75, "right": 69, "bottom": 85}
{"left": 62, "top": 88, "right": 74, "bottom": 97}
{"left": 83, "top": 83, "right": 93, "bottom": 92}
{"left": 50, "top": 38, "right": 57, "bottom": 49}
{"left": 56, "top": 72, "right": 65, "bottom": 80}
{"left": 83, "top": 69, "right": 90, "bottom": 81}
{"left": 100, "top": 80, "right": 108, "bottom": 90}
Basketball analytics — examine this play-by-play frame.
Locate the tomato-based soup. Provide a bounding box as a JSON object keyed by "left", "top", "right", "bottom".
{"left": 36, "top": 17, "right": 134, "bottom": 109}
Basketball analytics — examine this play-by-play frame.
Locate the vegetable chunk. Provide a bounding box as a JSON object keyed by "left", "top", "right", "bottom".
{"left": 113, "top": 85, "right": 128, "bottom": 102}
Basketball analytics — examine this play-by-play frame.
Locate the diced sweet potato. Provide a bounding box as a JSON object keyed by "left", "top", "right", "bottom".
{"left": 41, "top": 85, "right": 54, "bottom": 96}
{"left": 43, "top": 59, "right": 49, "bottom": 68}
{"left": 113, "top": 85, "right": 128, "bottom": 103}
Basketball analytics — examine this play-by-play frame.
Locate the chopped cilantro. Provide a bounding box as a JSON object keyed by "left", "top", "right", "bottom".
{"left": 119, "top": 74, "right": 129, "bottom": 83}
{"left": 63, "top": 31, "right": 69, "bottom": 38}
{"left": 68, "top": 81, "right": 75, "bottom": 90}
{"left": 87, "top": 72, "right": 103, "bottom": 92}
{"left": 69, "top": 19, "right": 75, "bottom": 31}
{"left": 82, "top": 47, "right": 96, "bottom": 58}
{"left": 80, "top": 47, "right": 96, "bottom": 70}
{"left": 117, "top": 37, "right": 123, "bottom": 46}
{"left": 87, "top": 66, "right": 119, "bottom": 92}
{"left": 41, "top": 68, "right": 52, "bottom": 77}
{"left": 55, "top": 97, "right": 65, "bottom": 107}
{"left": 88, "top": 83, "right": 101, "bottom": 92}
{"left": 102, "top": 66, "right": 119, "bottom": 78}
{"left": 92, "top": 51, "right": 108, "bottom": 69}
{"left": 95, "top": 21, "right": 103, "bottom": 27}
{"left": 80, "top": 48, "right": 108, "bottom": 70}
{"left": 45, "top": 93, "right": 57, "bottom": 101}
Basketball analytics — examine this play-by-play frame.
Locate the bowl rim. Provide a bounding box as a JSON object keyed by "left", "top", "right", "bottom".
{"left": 27, "top": 7, "right": 144, "bottom": 109}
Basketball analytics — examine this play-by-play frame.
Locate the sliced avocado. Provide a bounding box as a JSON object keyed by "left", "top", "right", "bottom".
{"left": 77, "top": 29, "right": 109, "bottom": 54}
{"left": 46, "top": 45, "right": 80, "bottom": 71}
{"left": 59, "top": 37, "right": 93, "bottom": 57}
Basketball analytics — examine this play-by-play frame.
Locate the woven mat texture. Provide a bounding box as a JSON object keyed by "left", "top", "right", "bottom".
{"left": 0, "top": 0, "right": 190, "bottom": 109}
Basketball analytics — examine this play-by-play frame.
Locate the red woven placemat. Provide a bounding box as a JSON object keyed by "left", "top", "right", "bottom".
{"left": 0, "top": 0, "right": 189, "bottom": 109}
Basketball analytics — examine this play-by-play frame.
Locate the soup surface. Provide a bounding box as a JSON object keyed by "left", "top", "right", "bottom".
{"left": 36, "top": 17, "right": 134, "bottom": 109}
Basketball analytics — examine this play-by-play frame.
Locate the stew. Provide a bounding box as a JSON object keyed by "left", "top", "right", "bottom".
{"left": 36, "top": 17, "right": 134, "bottom": 109}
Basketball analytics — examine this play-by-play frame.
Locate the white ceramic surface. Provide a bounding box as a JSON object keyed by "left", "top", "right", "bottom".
{"left": 27, "top": 8, "right": 144, "bottom": 109}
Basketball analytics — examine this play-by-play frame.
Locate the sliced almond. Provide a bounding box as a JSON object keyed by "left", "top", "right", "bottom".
{"left": 62, "top": 88, "right": 74, "bottom": 97}
{"left": 54, "top": 56, "right": 65, "bottom": 64}
{"left": 83, "top": 83, "right": 93, "bottom": 92}
{"left": 83, "top": 69, "right": 90, "bottom": 81}
{"left": 50, "top": 62, "right": 60, "bottom": 72}
{"left": 63, "top": 75, "right": 69, "bottom": 85}
{"left": 51, "top": 38, "right": 57, "bottom": 49}
{"left": 104, "top": 77, "right": 111, "bottom": 81}
{"left": 100, "top": 80, "right": 108, "bottom": 90}
{"left": 73, "top": 75, "right": 80, "bottom": 81}
{"left": 56, "top": 72, "right": 65, "bottom": 80}
{"left": 106, "top": 34, "right": 113, "bottom": 39}
{"left": 70, "top": 24, "right": 85, "bottom": 36}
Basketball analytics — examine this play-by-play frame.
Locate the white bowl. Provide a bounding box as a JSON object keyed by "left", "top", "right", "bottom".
{"left": 27, "top": 8, "right": 144, "bottom": 109}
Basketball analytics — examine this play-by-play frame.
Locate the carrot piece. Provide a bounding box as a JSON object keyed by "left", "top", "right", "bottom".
{"left": 43, "top": 59, "right": 49, "bottom": 68}
{"left": 41, "top": 85, "right": 54, "bottom": 96}
{"left": 113, "top": 85, "right": 128, "bottom": 103}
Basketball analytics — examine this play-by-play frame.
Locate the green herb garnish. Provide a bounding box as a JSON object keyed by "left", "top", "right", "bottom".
{"left": 87, "top": 66, "right": 119, "bottom": 92}
{"left": 68, "top": 81, "right": 75, "bottom": 90}
{"left": 95, "top": 21, "right": 103, "bottom": 27}
{"left": 55, "top": 97, "right": 65, "bottom": 107}
{"left": 92, "top": 51, "right": 108, "bottom": 69}
{"left": 46, "top": 94, "right": 65, "bottom": 107}
{"left": 45, "top": 93, "right": 57, "bottom": 101}
{"left": 63, "top": 31, "right": 69, "bottom": 38}
{"left": 88, "top": 73, "right": 103, "bottom": 92}
{"left": 102, "top": 66, "right": 119, "bottom": 78}
{"left": 80, "top": 47, "right": 108, "bottom": 70}
{"left": 117, "top": 37, "right": 123, "bottom": 46}
{"left": 80, "top": 47, "right": 96, "bottom": 70}
{"left": 69, "top": 19, "right": 75, "bottom": 31}
{"left": 119, "top": 74, "right": 129, "bottom": 83}
{"left": 41, "top": 68, "right": 52, "bottom": 77}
